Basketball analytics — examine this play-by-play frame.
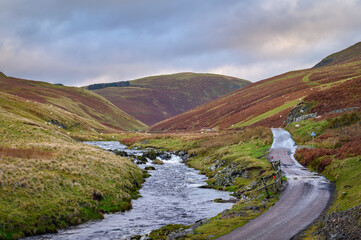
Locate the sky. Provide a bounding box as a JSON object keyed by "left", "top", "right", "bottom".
{"left": 1, "top": 0, "right": 361, "bottom": 87}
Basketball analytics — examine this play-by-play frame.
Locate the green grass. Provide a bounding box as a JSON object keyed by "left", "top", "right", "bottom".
{"left": 232, "top": 99, "right": 300, "bottom": 128}
{"left": 323, "top": 156, "right": 361, "bottom": 211}
{"left": 186, "top": 196, "right": 279, "bottom": 240}
{"left": 302, "top": 72, "right": 313, "bottom": 83}
{"left": 0, "top": 93, "right": 146, "bottom": 239}
{"left": 317, "top": 74, "right": 361, "bottom": 91}
{"left": 190, "top": 217, "right": 248, "bottom": 239}
{"left": 286, "top": 118, "right": 329, "bottom": 145}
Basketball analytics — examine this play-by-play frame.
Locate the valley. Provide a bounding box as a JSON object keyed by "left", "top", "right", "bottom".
{"left": 89, "top": 73, "right": 250, "bottom": 126}
{"left": 0, "top": 42, "right": 360, "bottom": 240}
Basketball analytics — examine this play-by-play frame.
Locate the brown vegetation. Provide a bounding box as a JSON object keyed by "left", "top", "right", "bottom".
{"left": 0, "top": 147, "right": 54, "bottom": 160}
{"left": 305, "top": 77, "right": 361, "bottom": 115}
{"left": 93, "top": 72, "right": 250, "bottom": 125}
{"left": 295, "top": 123, "right": 361, "bottom": 172}
{"left": 150, "top": 46, "right": 361, "bottom": 132}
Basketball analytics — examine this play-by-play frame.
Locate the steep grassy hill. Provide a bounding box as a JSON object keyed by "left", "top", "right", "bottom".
{"left": 150, "top": 46, "right": 361, "bottom": 132}
{"left": 314, "top": 41, "right": 361, "bottom": 68}
{"left": 91, "top": 73, "right": 250, "bottom": 125}
{"left": 0, "top": 74, "right": 147, "bottom": 132}
{"left": 0, "top": 83, "right": 147, "bottom": 238}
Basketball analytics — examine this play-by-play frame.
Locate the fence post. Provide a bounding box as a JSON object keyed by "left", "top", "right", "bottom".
{"left": 273, "top": 174, "right": 277, "bottom": 192}
{"left": 261, "top": 177, "right": 270, "bottom": 198}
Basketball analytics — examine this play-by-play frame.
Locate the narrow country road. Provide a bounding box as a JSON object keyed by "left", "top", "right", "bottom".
{"left": 218, "top": 128, "right": 332, "bottom": 240}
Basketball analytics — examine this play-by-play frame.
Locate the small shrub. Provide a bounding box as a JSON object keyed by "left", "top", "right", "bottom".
{"left": 327, "top": 112, "right": 360, "bottom": 129}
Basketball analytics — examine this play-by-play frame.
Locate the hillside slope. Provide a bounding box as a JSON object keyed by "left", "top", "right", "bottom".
{"left": 0, "top": 74, "right": 147, "bottom": 132}
{"left": 150, "top": 45, "right": 361, "bottom": 132}
{"left": 0, "top": 86, "right": 146, "bottom": 239}
{"left": 313, "top": 42, "right": 361, "bottom": 68}
{"left": 91, "top": 73, "right": 250, "bottom": 125}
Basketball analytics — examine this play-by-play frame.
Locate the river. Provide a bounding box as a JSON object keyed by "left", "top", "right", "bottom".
{"left": 26, "top": 141, "right": 233, "bottom": 240}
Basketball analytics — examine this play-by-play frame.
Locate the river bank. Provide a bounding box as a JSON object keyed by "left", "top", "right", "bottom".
{"left": 25, "top": 142, "right": 233, "bottom": 239}
{"left": 1, "top": 125, "right": 282, "bottom": 240}
{"left": 120, "top": 127, "right": 284, "bottom": 239}
{"left": 0, "top": 120, "right": 145, "bottom": 239}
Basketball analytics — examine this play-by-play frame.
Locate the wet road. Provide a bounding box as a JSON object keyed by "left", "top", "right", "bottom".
{"left": 218, "top": 128, "right": 332, "bottom": 240}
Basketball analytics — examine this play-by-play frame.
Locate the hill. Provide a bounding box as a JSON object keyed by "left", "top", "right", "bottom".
{"left": 0, "top": 75, "right": 147, "bottom": 132}
{"left": 90, "top": 73, "right": 250, "bottom": 125}
{"left": 313, "top": 42, "right": 361, "bottom": 68}
{"left": 150, "top": 46, "right": 361, "bottom": 132}
{"left": 0, "top": 86, "right": 146, "bottom": 239}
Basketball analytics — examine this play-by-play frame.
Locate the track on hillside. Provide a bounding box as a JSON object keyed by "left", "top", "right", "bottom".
{"left": 218, "top": 128, "right": 332, "bottom": 240}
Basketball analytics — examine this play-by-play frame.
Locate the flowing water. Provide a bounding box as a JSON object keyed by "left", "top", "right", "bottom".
{"left": 26, "top": 141, "right": 232, "bottom": 240}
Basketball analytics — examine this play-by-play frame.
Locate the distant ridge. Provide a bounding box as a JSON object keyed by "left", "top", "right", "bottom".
{"left": 91, "top": 72, "right": 250, "bottom": 125}
{"left": 0, "top": 74, "right": 147, "bottom": 131}
{"left": 313, "top": 42, "right": 361, "bottom": 68}
{"left": 150, "top": 43, "right": 361, "bottom": 132}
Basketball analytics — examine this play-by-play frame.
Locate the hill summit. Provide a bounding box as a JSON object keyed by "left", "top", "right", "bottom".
{"left": 313, "top": 42, "right": 361, "bottom": 68}
{"left": 91, "top": 72, "right": 250, "bottom": 125}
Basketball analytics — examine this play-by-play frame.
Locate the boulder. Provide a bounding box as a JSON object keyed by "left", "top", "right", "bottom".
{"left": 190, "top": 219, "right": 209, "bottom": 231}
{"left": 167, "top": 228, "right": 194, "bottom": 240}
{"left": 135, "top": 155, "right": 147, "bottom": 164}
{"left": 145, "top": 166, "right": 156, "bottom": 170}
{"left": 143, "top": 150, "right": 157, "bottom": 160}
{"left": 213, "top": 163, "right": 245, "bottom": 186}
{"left": 152, "top": 159, "right": 164, "bottom": 165}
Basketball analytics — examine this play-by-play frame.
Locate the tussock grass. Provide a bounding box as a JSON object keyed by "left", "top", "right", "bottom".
{"left": 0, "top": 93, "right": 145, "bottom": 239}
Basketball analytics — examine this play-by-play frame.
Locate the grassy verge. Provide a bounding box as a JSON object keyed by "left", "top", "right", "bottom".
{"left": 285, "top": 112, "right": 361, "bottom": 239}
{"left": 123, "top": 127, "right": 283, "bottom": 239}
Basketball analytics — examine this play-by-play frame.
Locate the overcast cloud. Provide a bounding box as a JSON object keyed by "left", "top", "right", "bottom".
{"left": 0, "top": 0, "right": 361, "bottom": 86}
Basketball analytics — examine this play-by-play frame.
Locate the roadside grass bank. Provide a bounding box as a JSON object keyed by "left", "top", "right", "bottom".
{"left": 285, "top": 112, "right": 361, "bottom": 239}
{"left": 122, "top": 127, "right": 283, "bottom": 239}
{"left": 0, "top": 104, "right": 146, "bottom": 239}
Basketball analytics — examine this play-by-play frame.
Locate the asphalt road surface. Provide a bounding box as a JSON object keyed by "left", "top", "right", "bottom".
{"left": 218, "top": 128, "right": 332, "bottom": 240}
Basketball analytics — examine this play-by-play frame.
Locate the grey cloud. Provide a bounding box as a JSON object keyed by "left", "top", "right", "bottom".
{"left": 0, "top": 0, "right": 361, "bottom": 86}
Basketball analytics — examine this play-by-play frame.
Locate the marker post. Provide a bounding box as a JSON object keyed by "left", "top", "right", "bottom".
{"left": 311, "top": 131, "right": 316, "bottom": 148}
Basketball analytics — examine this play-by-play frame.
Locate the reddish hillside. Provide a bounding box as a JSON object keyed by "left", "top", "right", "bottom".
{"left": 150, "top": 46, "right": 361, "bottom": 132}
{"left": 0, "top": 75, "right": 147, "bottom": 131}
{"left": 91, "top": 73, "right": 250, "bottom": 125}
